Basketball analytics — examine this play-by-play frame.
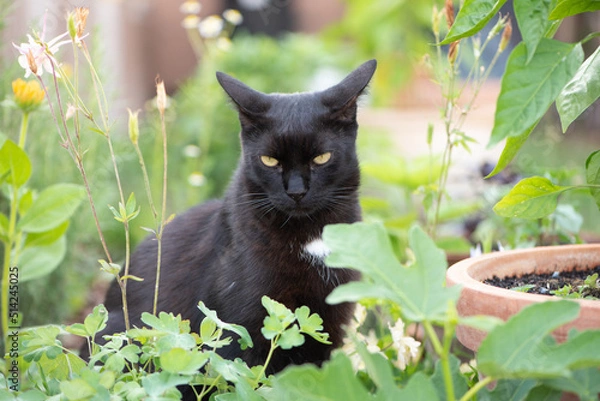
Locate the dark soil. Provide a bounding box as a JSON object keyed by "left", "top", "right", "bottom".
{"left": 485, "top": 265, "right": 600, "bottom": 299}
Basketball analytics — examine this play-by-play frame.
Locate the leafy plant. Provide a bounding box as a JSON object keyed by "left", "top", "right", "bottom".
{"left": 444, "top": 0, "right": 600, "bottom": 219}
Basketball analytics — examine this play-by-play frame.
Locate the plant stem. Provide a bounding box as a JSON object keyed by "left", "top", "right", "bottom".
{"left": 152, "top": 100, "right": 169, "bottom": 315}
{"left": 423, "top": 321, "right": 455, "bottom": 401}
{"left": 459, "top": 376, "right": 494, "bottom": 401}
{"left": 1, "top": 185, "right": 18, "bottom": 349}
{"left": 253, "top": 338, "right": 278, "bottom": 388}
{"left": 18, "top": 112, "right": 29, "bottom": 148}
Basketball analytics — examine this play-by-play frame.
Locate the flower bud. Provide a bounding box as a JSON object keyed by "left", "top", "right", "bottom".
{"left": 75, "top": 7, "right": 89, "bottom": 39}
{"left": 156, "top": 77, "right": 167, "bottom": 115}
{"left": 223, "top": 9, "right": 243, "bottom": 26}
{"left": 26, "top": 50, "right": 38, "bottom": 76}
{"left": 432, "top": 5, "right": 440, "bottom": 37}
{"left": 128, "top": 108, "right": 140, "bottom": 145}
{"left": 499, "top": 18, "right": 512, "bottom": 53}
{"left": 448, "top": 41, "right": 459, "bottom": 65}
{"left": 12, "top": 78, "right": 45, "bottom": 113}
{"left": 445, "top": 0, "right": 455, "bottom": 29}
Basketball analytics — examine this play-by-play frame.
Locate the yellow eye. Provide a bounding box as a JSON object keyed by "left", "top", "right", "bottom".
{"left": 260, "top": 155, "right": 279, "bottom": 167}
{"left": 313, "top": 152, "right": 332, "bottom": 165}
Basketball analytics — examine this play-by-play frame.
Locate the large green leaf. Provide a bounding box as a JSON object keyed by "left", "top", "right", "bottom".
{"left": 549, "top": 0, "right": 600, "bottom": 19}
{"left": 489, "top": 39, "right": 583, "bottom": 147}
{"left": 485, "top": 124, "right": 535, "bottom": 178}
{"left": 18, "top": 183, "right": 85, "bottom": 233}
{"left": 18, "top": 235, "right": 66, "bottom": 282}
{"left": 524, "top": 385, "right": 562, "bottom": 401}
{"left": 478, "top": 301, "right": 600, "bottom": 379}
{"left": 324, "top": 223, "right": 460, "bottom": 322}
{"left": 514, "top": 0, "right": 555, "bottom": 63}
{"left": 543, "top": 367, "right": 600, "bottom": 398}
{"left": 556, "top": 46, "right": 600, "bottom": 131}
{"left": 440, "top": 0, "right": 508, "bottom": 45}
{"left": 479, "top": 379, "right": 539, "bottom": 401}
{"left": 0, "top": 139, "right": 31, "bottom": 188}
{"left": 266, "top": 352, "right": 375, "bottom": 401}
{"left": 586, "top": 150, "right": 600, "bottom": 212}
{"left": 493, "top": 176, "right": 570, "bottom": 219}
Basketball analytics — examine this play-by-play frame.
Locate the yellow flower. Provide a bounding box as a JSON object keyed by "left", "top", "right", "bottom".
{"left": 12, "top": 78, "right": 44, "bottom": 113}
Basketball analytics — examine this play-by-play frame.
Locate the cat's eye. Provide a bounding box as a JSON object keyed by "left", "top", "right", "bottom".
{"left": 260, "top": 155, "right": 279, "bottom": 167}
{"left": 313, "top": 152, "right": 332, "bottom": 165}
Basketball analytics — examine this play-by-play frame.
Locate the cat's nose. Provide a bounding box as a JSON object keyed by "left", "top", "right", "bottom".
{"left": 287, "top": 191, "right": 306, "bottom": 202}
{"left": 286, "top": 172, "right": 307, "bottom": 202}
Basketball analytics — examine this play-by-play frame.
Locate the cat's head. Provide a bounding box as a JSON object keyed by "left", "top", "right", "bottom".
{"left": 217, "top": 60, "right": 377, "bottom": 218}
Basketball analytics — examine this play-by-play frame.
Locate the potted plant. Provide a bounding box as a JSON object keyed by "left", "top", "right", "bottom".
{"left": 444, "top": 0, "right": 600, "bottom": 355}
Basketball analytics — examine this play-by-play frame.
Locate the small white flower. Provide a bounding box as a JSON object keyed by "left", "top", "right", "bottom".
{"left": 181, "top": 15, "right": 200, "bottom": 30}
{"left": 183, "top": 144, "right": 201, "bottom": 158}
{"left": 388, "top": 319, "right": 421, "bottom": 370}
{"left": 216, "top": 37, "right": 232, "bottom": 52}
{"left": 180, "top": 1, "right": 202, "bottom": 14}
{"left": 198, "top": 15, "right": 224, "bottom": 38}
{"left": 13, "top": 32, "right": 70, "bottom": 78}
{"left": 342, "top": 330, "right": 384, "bottom": 372}
{"left": 188, "top": 172, "right": 205, "bottom": 187}
{"left": 223, "top": 9, "right": 243, "bottom": 26}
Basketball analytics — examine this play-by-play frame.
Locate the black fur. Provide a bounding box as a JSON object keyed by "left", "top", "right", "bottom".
{"left": 96, "top": 60, "right": 376, "bottom": 396}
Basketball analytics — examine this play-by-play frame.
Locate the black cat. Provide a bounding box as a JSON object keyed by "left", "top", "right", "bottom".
{"left": 97, "top": 59, "right": 376, "bottom": 391}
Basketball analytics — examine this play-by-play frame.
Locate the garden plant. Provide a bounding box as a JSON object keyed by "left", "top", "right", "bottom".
{"left": 0, "top": 1, "right": 599, "bottom": 400}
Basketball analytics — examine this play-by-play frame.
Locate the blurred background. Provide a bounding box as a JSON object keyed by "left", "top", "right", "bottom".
{"left": 1, "top": 0, "right": 599, "bottom": 329}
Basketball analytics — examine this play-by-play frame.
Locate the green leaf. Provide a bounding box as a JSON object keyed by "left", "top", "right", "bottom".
{"left": 354, "top": 340, "right": 401, "bottom": 398}
{"left": 393, "top": 372, "right": 440, "bottom": 401}
{"left": 18, "top": 183, "right": 86, "bottom": 233}
{"left": 295, "top": 306, "right": 331, "bottom": 344}
{"left": 585, "top": 150, "right": 600, "bottom": 212}
{"left": 198, "top": 301, "right": 253, "bottom": 350}
{"left": 543, "top": 367, "right": 600, "bottom": 398}
{"left": 523, "top": 385, "right": 562, "bottom": 401}
{"left": 549, "top": 0, "right": 600, "bottom": 19}
{"left": 140, "top": 372, "right": 187, "bottom": 398}
{"left": 84, "top": 304, "right": 109, "bottom": 338}
{"left": 441, "top": 0, "right": 508, "bottom": 45}
{"left": 37, "top": 352, "right": 86, "bottom": 381}
{"left": 159, "top": 347, "right": 209, "bottom": 375}
{"left": 18, "top": 235, "right": 66, "bottom": 282}
{"left": 278, "top": 324, "right": 305, "bottom": 350}
{"left": 514, "top": 0, "right": 555, "bottom": 63}
{"left": 266, "top": 352, "right": 373, "bottom": 401}
{"left": 489, "top": 40, "right": 584, "bottom": 147}
{"left": 20, "top": 325, "right": 63, "bottom": 362}
{"left": 324, "top": 223, "right": 460, "bottom": 322}
{"left": 557, "top": 46, "right": 600, "bottom": 131}
{"left": 493, "top": 176, "right": 570, "bottom": 219}
{"left": 478, "top": 379, "right": 539, "bottom": 401}
{"left": 0, "top": 139, "right": 31, "bottom": 187}
{"left": 477, "top": 300, "right": 582, "bottom": 378}
{"left": 24, "top": 221, "right": 69, "bottom": 248}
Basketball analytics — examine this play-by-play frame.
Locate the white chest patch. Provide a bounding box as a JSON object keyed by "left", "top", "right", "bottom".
{"left": 303, "top": 238, "right": 331, "bottom": 260}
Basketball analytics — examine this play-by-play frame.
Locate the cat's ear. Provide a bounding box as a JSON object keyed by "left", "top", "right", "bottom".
{"left": 320, "top": 59, "right": 377, "bottom": 122}
{"left": 216, "top": 72, "right": 271, "bottom": 125}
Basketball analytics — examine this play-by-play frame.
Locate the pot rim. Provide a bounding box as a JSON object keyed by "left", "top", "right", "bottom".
{"left": 446, "top": 243, "right": 600, "bottom": 309}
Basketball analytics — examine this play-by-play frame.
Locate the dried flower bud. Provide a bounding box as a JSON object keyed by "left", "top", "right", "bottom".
{"left": 448, "top": 41, "right": 459, "bottom": 65}
{"left": 156, "top": 77, "right": 167, "bottom": 115}
{"left": 499, "top": 18, "right": 512, "bottom": 53}
{"left": 128, "top": 108, "right": 140, "bottom": 145}
{"left": 75, "top": 7, "right": 89, "bottom": 39}
{"left": 445, "top": 0, "right": 455, "bottom": 29}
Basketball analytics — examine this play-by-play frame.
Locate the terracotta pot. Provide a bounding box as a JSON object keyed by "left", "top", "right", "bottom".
{"left": 446, "top": 245, "right": 600, "bottom": 401}
{"left": 446, "top": 244, "right": 600, "bottom": 351}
